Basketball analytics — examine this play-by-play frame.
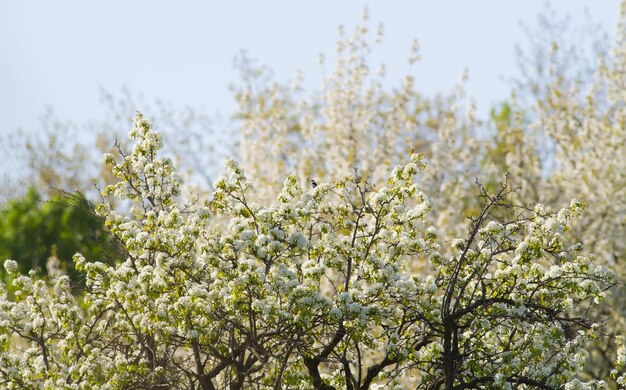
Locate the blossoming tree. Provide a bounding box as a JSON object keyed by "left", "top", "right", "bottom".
{"left": 0, "top": 114, "right": 616, "bottom": 389}
{"left": 233, "top": 5, "right": 626, "bottom": 381}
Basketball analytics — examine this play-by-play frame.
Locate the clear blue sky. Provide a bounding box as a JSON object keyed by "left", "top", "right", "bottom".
{"left": 0, "top": 1, "right": 620, "bottom": 135}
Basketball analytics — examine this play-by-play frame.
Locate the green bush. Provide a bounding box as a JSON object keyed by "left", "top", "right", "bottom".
{"left": 0, "top": 188, "right": 120, "bottom": 281}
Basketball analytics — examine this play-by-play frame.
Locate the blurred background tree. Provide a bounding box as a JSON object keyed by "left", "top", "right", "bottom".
{"left": 0, "top": 188, "right": 121, "bottom": 283}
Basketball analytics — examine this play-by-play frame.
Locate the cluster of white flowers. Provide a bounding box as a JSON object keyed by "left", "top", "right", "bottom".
{"left": 3, "top": 259, "right": 17, "bottom": 274}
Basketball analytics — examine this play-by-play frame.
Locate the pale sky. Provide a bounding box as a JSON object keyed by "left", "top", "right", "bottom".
{"left": 0, "top": 1, "right": 620, "bottom": 135}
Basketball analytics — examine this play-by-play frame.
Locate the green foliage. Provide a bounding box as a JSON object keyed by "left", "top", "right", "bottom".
{"left": 0, "top": 188, "right": 119, "bottom": 281}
